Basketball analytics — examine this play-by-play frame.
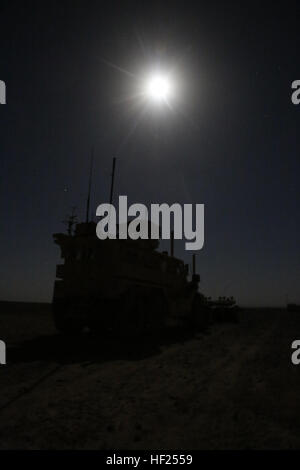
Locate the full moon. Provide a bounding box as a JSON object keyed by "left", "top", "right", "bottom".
{"left": 145, "top": 74, "right": 172, "bottom": 103}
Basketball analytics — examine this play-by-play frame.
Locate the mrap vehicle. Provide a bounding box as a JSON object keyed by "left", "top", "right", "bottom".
{"left": 52, "top": 158, "right": 237, "bottom": 335}
{"left": 52, "top": 220, "right": 209, "bottom": 335}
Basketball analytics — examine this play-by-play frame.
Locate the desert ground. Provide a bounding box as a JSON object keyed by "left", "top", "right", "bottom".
{"left": 0, "top": 303, "right": 300, "bottom": 450}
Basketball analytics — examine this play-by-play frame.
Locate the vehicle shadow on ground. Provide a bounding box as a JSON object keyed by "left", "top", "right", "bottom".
{"left": 8, "top": 328, "right": 210, "bottom": 366}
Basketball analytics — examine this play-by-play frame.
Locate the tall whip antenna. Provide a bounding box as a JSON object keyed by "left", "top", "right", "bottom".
{"left": 85, "top": 147, "right": 94, "bottom": 223}
{"left": 109, "top": 157, "right": 116, "bottom": 205}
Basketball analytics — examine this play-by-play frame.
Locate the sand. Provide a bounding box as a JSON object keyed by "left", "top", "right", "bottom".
{"left": 0, "top": 305, "right": 300, "bottom": 449}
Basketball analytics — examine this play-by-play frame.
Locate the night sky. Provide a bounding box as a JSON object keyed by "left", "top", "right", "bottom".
{"left": 0, "top": 0, "right": 299, "bottom": 306}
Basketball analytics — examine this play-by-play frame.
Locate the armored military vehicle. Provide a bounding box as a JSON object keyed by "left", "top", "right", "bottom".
{"left": 52, "top": 220, "right": 208, "bottom": 335}
{"left": 207, "top": 296, "right": 239, "bottom": 323}
{"left": 52, "top": 157, "right": 237, "bottom": 335}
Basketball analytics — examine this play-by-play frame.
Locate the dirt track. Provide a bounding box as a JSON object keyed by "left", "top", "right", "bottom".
{"left": 0, "top": 306, "right": 300, "bottom": 449}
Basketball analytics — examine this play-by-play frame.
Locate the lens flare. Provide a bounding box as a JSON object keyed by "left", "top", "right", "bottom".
{"left": 146, "top": 74, "right": 172, "bottom": 103}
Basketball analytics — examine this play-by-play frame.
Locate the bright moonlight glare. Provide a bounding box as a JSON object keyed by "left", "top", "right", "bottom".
{"left": 146, "top": 74, "right": 172, "bottom": 103}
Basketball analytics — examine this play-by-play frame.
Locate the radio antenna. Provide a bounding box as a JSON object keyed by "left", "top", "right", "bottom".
{"left": 85, "top": 147, "right": 94, "bottom": 223}
{"left": 62, "top": 207, "right": 78, "bottom": 236}
{"left": 109, "top": 157, "right": 116, "bottom": 205}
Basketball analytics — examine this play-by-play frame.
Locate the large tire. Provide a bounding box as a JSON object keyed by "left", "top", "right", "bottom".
{"left": 52, "top": 299, "right": 87, "bottom": 335}
{"left": 116, "top": 288, "right": 145, "bottom": 337}
{"left": 113, "top": 287, "right": 167, "bottom": 338}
